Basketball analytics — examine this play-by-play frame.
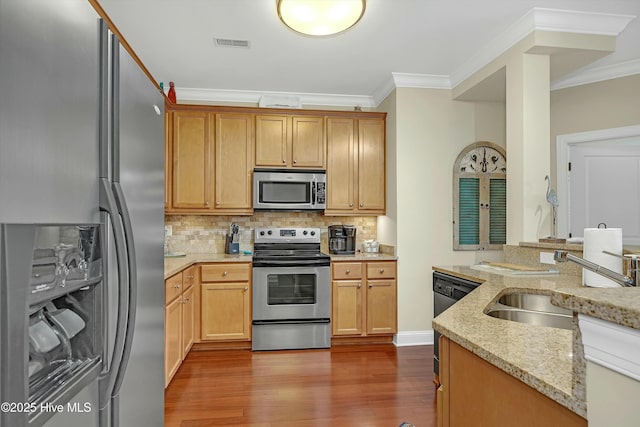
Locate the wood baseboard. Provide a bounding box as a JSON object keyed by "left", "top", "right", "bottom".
{"left": 191, "top": 341, "right": 252, "bottom": 351}
{"left": 331, "top": 335, "right": 394, "bottom": 346}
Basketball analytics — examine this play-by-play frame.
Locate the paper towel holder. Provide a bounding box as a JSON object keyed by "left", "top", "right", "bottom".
{"left": 597, "top": 222, "right": 607, "bottom": 229}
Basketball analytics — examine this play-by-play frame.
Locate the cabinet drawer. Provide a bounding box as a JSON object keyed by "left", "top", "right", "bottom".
{"left": 201, "top": 263, "right": 250, "bottom": 282}
{"left": 366, "top": 262, "right": 396, "bottom": 279}
{"left": 165, "top": 272, "right": 183, "bottom": 304}
{"left": 332, "top": 262, "right": 363, "bottom": 280}
{"left": 182, "top": 265, "right": 197, "bottom": 290}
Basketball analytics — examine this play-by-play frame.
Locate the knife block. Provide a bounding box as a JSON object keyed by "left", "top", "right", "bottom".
{"left": 225, "top": 234, "right": 239, "bottom": 254}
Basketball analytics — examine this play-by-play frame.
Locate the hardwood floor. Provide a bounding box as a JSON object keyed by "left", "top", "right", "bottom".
{"left": 165, "top": 344, "right": 437, "bottom": 427}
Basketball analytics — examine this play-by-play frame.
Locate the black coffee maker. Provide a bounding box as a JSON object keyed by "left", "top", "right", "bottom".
{"left": 328, "top": 225, "right": 356, "bottom": 255}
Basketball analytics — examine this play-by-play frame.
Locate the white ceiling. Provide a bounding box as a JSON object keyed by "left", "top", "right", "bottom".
{"left": 99, "top": 0, "right": 640, "bottom": 106}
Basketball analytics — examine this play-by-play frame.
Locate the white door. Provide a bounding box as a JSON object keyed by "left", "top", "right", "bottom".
{"left": 568, "top": 142, "right": 640, "bottom": 244}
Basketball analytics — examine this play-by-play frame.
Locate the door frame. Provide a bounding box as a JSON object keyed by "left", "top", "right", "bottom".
{"left": 556, "top": 124, "right": 640, "bottom": 238}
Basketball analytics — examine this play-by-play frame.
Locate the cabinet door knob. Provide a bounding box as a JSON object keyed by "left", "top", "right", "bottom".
{"left": 368, "top": 283, "right": 373, "bottom": 288}
{"left": 244, "top": 286, "right": 248, "bottom": 291}
{"left": 349, "top": 203, "right": 353, "bottom": 207}
{"left": 205, "top": 201, "right": 210, "bottom": 207}
{"left": 360, "top": 203, "right": 364, "bottom": 208}
{"left": 379, "top": 269, "right": 385, "bottom": 273}
{"left": 345, "top": 269, "right": 350, "bottom": 274}
{"left": 357, "top": 282, "right": 362, "bottom": 288}
{"left": 282, "top": 159, "right": 286, "bottom": 164}
{"left": 216, "top": 201, "right": 220, "bottom": 206}
{"left": 174, "top": 284, "right": 181, "bottom": 289}
{"left": 293, "top": 159, "right": 297, "bottom": 164}
{"left": 223, "top": 271, "right": 228, "bottom": 276}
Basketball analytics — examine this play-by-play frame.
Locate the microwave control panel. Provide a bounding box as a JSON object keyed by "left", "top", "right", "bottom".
{"left": 316, "top": 182, "right": 326, "bottom": 204}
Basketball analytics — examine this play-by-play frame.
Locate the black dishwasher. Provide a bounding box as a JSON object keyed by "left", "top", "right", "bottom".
{"left": 433, "top": 271, "right": 481, "bottom": 377}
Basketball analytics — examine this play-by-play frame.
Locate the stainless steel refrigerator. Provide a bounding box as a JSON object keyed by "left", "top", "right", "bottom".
{"left": 0, "top": 0, "right": 165, "bottom": 426}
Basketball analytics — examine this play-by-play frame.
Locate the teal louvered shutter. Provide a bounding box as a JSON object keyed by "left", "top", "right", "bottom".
{"left": 459, "top": 177, "right": 480, "bottom": 245}
{"left": 489, "top": 178, "right": 506, "bottom": 244}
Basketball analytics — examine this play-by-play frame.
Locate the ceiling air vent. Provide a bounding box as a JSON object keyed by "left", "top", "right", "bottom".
{"left": 214, "top": 38, "right": 250, "bottom": 48}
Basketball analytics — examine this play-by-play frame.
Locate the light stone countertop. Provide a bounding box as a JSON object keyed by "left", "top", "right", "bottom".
{"left": 551, "top": 287, "right": 640, "bottom": 330}
{"left": 329, "top": 252, "right": 398, "bottom": 261}
{"left": 164, "top": 253, "right": 252, "bottom": 279}
{"left": 432, "top": 266, "right": 587, "bottom": 417}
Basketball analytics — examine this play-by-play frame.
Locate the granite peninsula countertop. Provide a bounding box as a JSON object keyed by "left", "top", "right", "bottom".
{"left": 164, "top": 253, "right": 252, "bottom": 279}
{"left": 551, "top": 287, "right": 640, "bottom": 330}
{"left": 432, "top": 266, "right": 587, "bottom": 417}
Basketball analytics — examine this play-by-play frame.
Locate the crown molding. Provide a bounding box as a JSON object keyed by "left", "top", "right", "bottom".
{"left": 373, "top": 72, "right": 451, "bottom": 105}
{"left": 176, "top": 87, "right": 376, "bottom": 108}
{"left": 450, "top": 8, "right": 635, "bottom": 88}
{"left": 550, "top": 59, "right": 640, "bottom": 90}
{"left": 533, "top": 8, "right": 635, "bottom": 36}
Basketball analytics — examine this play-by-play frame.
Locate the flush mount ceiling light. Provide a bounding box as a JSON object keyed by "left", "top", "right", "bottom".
{"left": 277, "top": 0, "right": 366, "bottom": 36}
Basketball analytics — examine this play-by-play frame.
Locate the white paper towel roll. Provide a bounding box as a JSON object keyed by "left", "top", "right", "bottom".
{"left": 582, "top": 228, "right": 623, "bottom": 288}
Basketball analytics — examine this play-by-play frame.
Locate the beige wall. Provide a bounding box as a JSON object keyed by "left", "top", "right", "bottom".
{"left": 550, "top": 74, "right": 640, "bottom": 180}
{"left": 377, "top": 90, "right": 397, "bottom": 246}
{"left": 378, "top": 87, "right": 506, "bottom": 334}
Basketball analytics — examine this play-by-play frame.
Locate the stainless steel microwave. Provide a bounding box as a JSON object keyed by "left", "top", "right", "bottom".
{"left": 253, "top": 169, "right": 326, "bottom": 211}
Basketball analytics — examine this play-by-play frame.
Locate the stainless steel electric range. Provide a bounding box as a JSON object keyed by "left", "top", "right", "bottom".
{"left": 251, "top": 227, "right": 331, "bottom": 351}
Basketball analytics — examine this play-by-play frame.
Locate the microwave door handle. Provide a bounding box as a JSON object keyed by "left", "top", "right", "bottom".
{"left": 312, "top": 181, "right": 316, "bottom": 206}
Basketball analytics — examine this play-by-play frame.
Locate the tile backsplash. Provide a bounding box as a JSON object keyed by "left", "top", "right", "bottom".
{"left": 165, "top": 213, "right": 377, "bottom": 254}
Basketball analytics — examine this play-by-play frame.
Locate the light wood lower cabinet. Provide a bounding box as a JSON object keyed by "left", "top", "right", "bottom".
{"left": 164, "top": 265, "right": 197, "bottom": 387}
{"left": 200, "top": 263, "right": 252, "bottom": 341}
{"left": 164, "top": 291, "right": 182, "bottom": 387}
{"left": 331, "top": 260, "right": 397, "bottom": 337}
{"left": 437, "top": 336, "right": 587, "bottom": 427}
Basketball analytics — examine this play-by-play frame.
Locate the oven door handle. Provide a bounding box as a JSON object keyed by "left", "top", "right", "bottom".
{"left": 312, "top": 181, "right": 316, "bottom": 206}
{"left": 252, "top": 319, "right": 330, "bottom": 325}
{"left": 252, "top": 260, "right": 330, "bottom": 268}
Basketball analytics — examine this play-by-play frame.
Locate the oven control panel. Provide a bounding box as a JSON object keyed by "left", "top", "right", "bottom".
{"left": 255, "top": 227, "right": 320, "bottom": 243}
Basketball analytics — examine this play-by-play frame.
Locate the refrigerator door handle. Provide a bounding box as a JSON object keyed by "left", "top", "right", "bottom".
{"left": 98, "top": 178, "right": 129, "bottom": 416}
{"left": 110, "top": 183, "right": 137, "bottom": 406}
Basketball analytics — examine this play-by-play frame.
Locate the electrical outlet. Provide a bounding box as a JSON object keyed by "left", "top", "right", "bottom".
{"left": 540, "top": 251, "right": 556, "bottom": 265}
{"left": 165, "top": 225, "right": 172, "bottom": 237}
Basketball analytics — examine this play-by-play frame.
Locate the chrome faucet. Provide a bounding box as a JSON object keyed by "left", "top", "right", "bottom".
{"left": 554, "top": 250, "right": 639, "bottom": 287}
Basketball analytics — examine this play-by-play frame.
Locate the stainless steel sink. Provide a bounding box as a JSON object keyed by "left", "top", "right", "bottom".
{"left": 497, "top": 293, "right": 569, "bottom": 315}
{"left": 486, "top": 309, "right": 573, "bottom": 330}
{"left": 486, "top": 292, "right": 573, "bottom": 330}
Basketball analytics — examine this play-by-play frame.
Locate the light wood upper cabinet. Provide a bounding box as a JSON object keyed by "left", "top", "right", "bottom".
{"left": 164, "top": 110, "right": 172, "bottom": 210}
{"left": 255, "top": 115, "right": 288, "bottom": 167}
{"left": 166, "top": 110, "right": 253, "bottom": 215}
{"left": 291, "top": 116, "right": 324, "bottom": 168}
{"left": 326, "top": 117, "right": 356, "bottom": 211}
{"left": 214, "top": 113, "right": 254, "bottom": 211}
{"left": 358, "top": 119, "right": 386, "bottom": 212}
{"left": 171, "top": 110, "right": 211, "bottom": 210}
{"left": 255, "top": 114, "right": 325, "bottom": 168}
{"left": 326, "top": 116, "right": 385, "bottom": 215}
{"left": 165, "top": 105, "right": 385, "bottom": 215}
